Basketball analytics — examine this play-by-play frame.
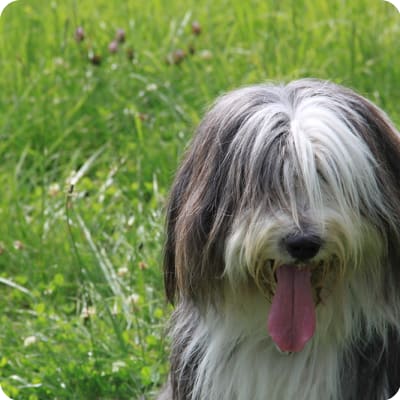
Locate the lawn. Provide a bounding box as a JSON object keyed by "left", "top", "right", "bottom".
{"left": 0, "top": 0, "right": 399, "bottom": 399}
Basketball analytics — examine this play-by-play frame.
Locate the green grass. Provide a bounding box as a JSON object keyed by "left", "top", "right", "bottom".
{"left": 0, "top": 0, "right": 399, "bottom": 398}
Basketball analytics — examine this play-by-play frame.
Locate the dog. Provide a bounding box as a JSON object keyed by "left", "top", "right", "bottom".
{"left": 159, "top": 79, "right": 400, "bottom": 400}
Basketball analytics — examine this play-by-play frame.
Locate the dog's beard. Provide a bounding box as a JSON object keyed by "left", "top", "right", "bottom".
{"left": 224, "top": 210, "right": 385, "bottom": 353}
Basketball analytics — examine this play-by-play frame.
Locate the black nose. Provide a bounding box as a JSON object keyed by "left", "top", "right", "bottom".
{"left": 284, "top": 234, "right": 322, "bottom": 261}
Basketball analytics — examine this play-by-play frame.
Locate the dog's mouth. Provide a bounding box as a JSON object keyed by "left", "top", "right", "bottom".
{"left": 267, "top": 264, "right": 316, "bottom": 353}
{"left": 253, "top": 259, "right": 338, "bottom": 354}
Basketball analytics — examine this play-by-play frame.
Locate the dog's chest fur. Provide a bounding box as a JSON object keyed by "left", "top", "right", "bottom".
{"left": 186, "top": 322, "right": 341, "bottom": 400}
{"left": 179, "top": 329, "right": 393, "bottom": 400}
{"left": 168, "top": 285, "right": 398, "bottom": 400}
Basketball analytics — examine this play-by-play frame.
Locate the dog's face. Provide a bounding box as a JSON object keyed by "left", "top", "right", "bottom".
{"left": 164, "top": 79, "right": 400, "bottom": 352}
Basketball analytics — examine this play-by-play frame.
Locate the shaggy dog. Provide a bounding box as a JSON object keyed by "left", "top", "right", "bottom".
{"left": 159, "top": 79, "right": 400, "bottom": 400}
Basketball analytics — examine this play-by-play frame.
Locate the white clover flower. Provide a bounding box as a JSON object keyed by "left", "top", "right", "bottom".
{"left": 117, "top": 267, "right": 129, "bottom": 277}
{"left": 128, "top": 293, "right": 140, "bottom": 305}
{"left": 112, "top": 361, "right": 126, "bottom": 373}
{"left": 48, "top": 183, "right": 61, "bottom": 197}
{"left": 24, "top": 335, "right": 37, "bottom": 347}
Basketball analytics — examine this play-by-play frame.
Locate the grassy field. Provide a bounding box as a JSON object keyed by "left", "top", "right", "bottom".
{"left": 0, "top": 0, "right": 399, "bottom": 398}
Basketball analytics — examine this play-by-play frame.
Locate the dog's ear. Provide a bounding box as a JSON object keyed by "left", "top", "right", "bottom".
{"left": 350, "top": 95, "right": 400, "bottom": 202}
{"left": 163, "top": 115, "right": 234, "bottom": 304}
{"left": 163, "top": 181, "right": 178, "bottom": 305}
{"left": 348, "top": 92, "right": 400, "bottom": 293}
{"left": 163, "top": 92, "right": 261, "bottom": 303}
{"left": 163, "top": 160, "right": 193, "bottom": 304}
{"left": 348, "top": 94, "right": 400, "bottom": 228}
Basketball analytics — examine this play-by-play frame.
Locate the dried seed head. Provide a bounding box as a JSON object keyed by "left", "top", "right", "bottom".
{"left": 191, "top": 21, "right": 201, "bottom": 35}
{"left": 138, "top": 113, "right": 149, "bottom": 122}
{"left": 188, "top": 44, "right": 196, "bottom": 55}
{"left": 108, "top": 40, "right": 118, "bottom": 54}
{"left": 126, "top": 47, "right": 135, "bottom": 61}
{"left": 166, "top": 49, "right": 186, "bottom": 65}
{"left": 89, "top": 53, "right": 102, "bottom": 66}
{"left": 138, "top": 261, "right": 148, "bottom": 270}
{"left": 13, "top": 240, "right": 24, "bottom": 250}
{"left": 75, "top": 27, "right": 85, "bottom": 42}
{"left": 115, "top": 28, "right": 126, "bottom": 43}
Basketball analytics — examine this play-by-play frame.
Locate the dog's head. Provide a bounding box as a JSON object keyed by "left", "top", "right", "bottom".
{"left": 164, "top": 79, "right": 400, "bottom": 351}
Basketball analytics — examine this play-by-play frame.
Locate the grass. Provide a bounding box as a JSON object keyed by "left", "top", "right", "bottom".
{"left": 0, "top": 0, "right": 399, "bottom": 398}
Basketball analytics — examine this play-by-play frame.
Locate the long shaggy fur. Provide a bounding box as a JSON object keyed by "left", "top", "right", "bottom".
{"left": 160, "top": 79, "right": 400, "bottom": 400}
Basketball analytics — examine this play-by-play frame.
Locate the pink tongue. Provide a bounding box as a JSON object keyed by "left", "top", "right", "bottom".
{"left": 267, "top": 265, "right": 316, "bottom": 352}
